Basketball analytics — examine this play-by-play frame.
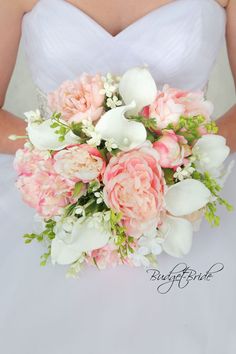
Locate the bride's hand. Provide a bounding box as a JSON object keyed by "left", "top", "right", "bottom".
{"left": 217, "top": 104, "right": 236, "bottom": 152}
{"left": 0, "top": 0, "right": 34, "bottom": 154}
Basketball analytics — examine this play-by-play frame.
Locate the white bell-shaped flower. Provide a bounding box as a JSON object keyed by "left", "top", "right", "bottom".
{"left": 51, "top": 215, "right": 111, "bottom": 265}
{"left": 164, "top": 179, "right": 211, "bottom": 217}
{"left": 192, "top": 134, "right": 230, "bottom": 174}
{"left": 27, "top": 119, "right": 80, "bottom": 151}
{"left": 95, "top": 101, "right": 147, "bottom": 151}
{"left": 160, "top": 215, "right": 193, "bottom": 258}
{"left": 119, "top": 67, "right": 157, "bottom": 115}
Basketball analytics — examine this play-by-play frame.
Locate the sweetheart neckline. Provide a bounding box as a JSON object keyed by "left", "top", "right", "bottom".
{"left": 29, "top": 0, "right": 225, "bottom": 40}
{"left": 63, "top": 0, "right": 177, "bottom": 38}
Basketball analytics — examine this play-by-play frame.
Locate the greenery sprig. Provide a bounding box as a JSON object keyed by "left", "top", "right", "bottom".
{"left": 110, "top": 210, "right": 135, "bottom": 261}
{"left": 50, "top": 112, "right": 71, "bottom": 142}
{"left": 192, "top": 170, "right": 233, "bottom": 227}
{"left": 23, "top": 219, "right": 56, "bottom": 266}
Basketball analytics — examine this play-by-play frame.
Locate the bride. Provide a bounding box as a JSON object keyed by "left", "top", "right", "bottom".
{"left": 0, "top": 1, "right": 236, "bottom": 353}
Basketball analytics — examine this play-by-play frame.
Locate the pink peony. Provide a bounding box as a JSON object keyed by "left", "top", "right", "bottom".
{"left": 153, "top": 130, "right": 185, "bottom": 168}
{"left": 142, "top": 85, "right": 213, "bottom": 130}
{"left": 180, "top": 91, "right": 213, "bottom": 119}
{"left": 16, "top": 171, "right": 79, "bottom": 219}
{"left": 14, "top": 146, "right": 86, "bottom": 218}
{"left": 48, "top": 74, "right": 105, "bottom": 122}
{"left": 14, "top": 147, "right": 53, "bottom": 176}
{"left": 142, "top": 85, "right": 185, "bottom": 130}
{"left": 103, "top": 144, "right": 165, "bottom": 238}
{"left": 53, "top": 144, "right": 106, "bottom": 183}
{"left": 87, "top": 244, "right": 123, "bottom": 269}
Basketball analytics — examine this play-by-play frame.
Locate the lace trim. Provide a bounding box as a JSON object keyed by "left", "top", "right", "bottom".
{"left": 36, "top": 87, "right": 52, "bottom": 118}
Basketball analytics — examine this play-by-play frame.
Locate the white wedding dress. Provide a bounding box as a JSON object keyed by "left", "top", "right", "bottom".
{"left": 0, "top": 0, "right": 236, "bottom": 353}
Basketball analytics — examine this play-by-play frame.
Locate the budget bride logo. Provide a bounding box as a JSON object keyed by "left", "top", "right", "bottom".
{"left": 146, "top": 262, "right": 224, "bottom": 294}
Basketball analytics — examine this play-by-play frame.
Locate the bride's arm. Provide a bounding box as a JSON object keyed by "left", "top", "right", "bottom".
{"left": 217, "top": 0, "right": 236, "bottom": 152}
{"left": 0, "top": 0, "right": 36, "bottom": 154}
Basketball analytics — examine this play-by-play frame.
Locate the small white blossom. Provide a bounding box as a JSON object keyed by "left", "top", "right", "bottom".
{"left": 89, "top": 180, "right": 101, "bottom": 192}
{"left": 100, "top": 73, "right": 122, "bottom": 106}
{"left": 74, "top": 207, "right": 85, "bottom": 216}
{"left": 173, "top": 164, "right": 195, "bottom": 181}
{"left": 66, "top": 254, "right": 86, "bottom": 278}
{"left": 105, "top": 138, "right": 118, "bottom": 152}
{"left": 94, "top": 191, "right": 104, "bottom": 204}
{"left": 138, "top": 229, "right": 163, "bottom": 256}
{"left": 82, "top": 119, "right": 94, "bottom": 135}
{"left": 87, "top": 132, "right": 102, "bottom": 146}
{"left": 131, "top": 247, "right": 150, "bottom": 267}
{"left": 106, "top": 96, "right": 123, "bottom": 109}
{"left": 82, "top": 119, "right": 101, "bottom": 146}
{"left": 24, "top": 109, "right": 42, "bottom": 123}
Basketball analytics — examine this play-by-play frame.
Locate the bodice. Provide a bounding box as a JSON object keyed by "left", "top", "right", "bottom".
{"left": 21, "top": 0, "right": 226, "bottom": 93}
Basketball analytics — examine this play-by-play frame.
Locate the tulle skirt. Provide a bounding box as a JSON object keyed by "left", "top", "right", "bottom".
{"left": 0, "top": 153, "right": 236, "bottom": 354}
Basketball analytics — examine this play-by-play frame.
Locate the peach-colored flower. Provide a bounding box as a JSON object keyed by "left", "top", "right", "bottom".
{"left": 153, "top": 130, "right": 185, "bottom": 168}
{"left": 142, "top": 85, "right": 184, "bottom": 130}
{"left": 16, "top": 172, "right": 78, "bottom": 218}
{"left": 48, "top": 74, "right": 105, "bottom": 122}
{"left": 103, "top": 144, "right": 165, "bottom": 237}
{"left": 180, "top": 91, "right": 213, "bottom": 119}
{"left": 53, "top": 144, "right": 106, "bottom": 183}
{"left": 142, "top": 85, "right": 213, "bottom": 130}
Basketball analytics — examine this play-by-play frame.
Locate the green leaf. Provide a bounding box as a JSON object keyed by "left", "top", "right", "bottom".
{"left": 73, "top": 181, "right": 84, "bottom": 198}
{"left": 163, "top": 168, "right": 175, "bottom": 185}
{"left": 128, "top": 115, "right": 158, "bottom": 131}
{"left": 71, "top": 122, "right": 83, "bottom": 136}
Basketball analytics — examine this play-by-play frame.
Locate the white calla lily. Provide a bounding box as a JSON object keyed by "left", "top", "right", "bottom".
{"left": 119, "top": 67, "right": 157, "bottom": 115}
{"left": 192, "top": 134, "right": 230, "bottom": 174}
{"left": 51, "top": 215, "right": 111, "bottom": 265}
{"left": 27, "top": 119, "right": 80, "bottom": 151}
{"left": 95, "top": 101, "right": 147, "bottom": 151}
{"left": 160, "top": 215, "right": 193, "bottom": 258}
{"left": 165, "top": 179, "right": 211, "bottom": 217}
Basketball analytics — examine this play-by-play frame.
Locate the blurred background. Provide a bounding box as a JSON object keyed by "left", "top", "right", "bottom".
{"left": 4, "top": 39, "right": 236, "bottom": 118}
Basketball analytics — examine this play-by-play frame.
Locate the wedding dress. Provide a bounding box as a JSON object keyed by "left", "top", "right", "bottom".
{"left": 0, "top": 0, "right": 235, "bottom": 353}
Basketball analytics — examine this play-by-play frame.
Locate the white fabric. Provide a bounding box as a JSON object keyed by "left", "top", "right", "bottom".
{"left": 1, "top": 1, "right": 236, "bottom": 353}
{"left": 21, "top": 0, "right": 226, "bottom": 92}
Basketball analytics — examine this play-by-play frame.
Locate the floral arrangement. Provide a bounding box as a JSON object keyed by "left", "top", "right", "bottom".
{"left": 11, "top": 67, "right": 233, "bottom": 277}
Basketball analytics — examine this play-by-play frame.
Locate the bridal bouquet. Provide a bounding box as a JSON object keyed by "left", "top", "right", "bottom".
{"left": 12, "top": 67, "right": 233, "bottom": 276}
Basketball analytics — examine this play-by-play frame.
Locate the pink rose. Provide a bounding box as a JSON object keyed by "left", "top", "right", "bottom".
{"left": 142, "top": 85, "right": 213, "bottom": 130}
{"left": 53, "top": 144, "right": 106, "bottom": 183}
{"left": 48, "top": 74, "right": 105, "bottom": 122}
{"left": 153, "top": 130, "right": 185, "bottom": 168}
{"left": 103, "top": 145, "right": 165, "bottom": 237}
{"left": 16, "top": 171, "right": 78, "bottom": 218}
